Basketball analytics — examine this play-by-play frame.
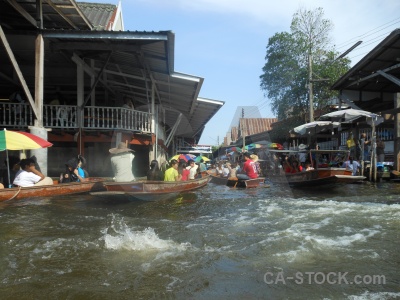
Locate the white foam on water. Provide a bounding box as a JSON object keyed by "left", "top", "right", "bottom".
{"left": 102, "top": 214, "right": 192, "bottom": 252}
{"left": 347, "top": 291, "right": 400, "bottom": 300}
{"left": 104, "top": 226, "right": 178, "bottom": 251}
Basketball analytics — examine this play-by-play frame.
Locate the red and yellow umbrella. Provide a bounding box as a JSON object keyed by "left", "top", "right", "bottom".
{"left": 0, "top": 129, "right": 52, "bottom": 187}
{"left": 0, "top": 129, "right": 53, "bottom": 150}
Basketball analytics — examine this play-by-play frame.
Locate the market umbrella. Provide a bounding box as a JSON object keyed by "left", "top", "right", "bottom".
{"left": 319, "top": 108, "right": 384, "bottom": 125}
{"left": 267, "top": 142, "right": 284, "bottom": 150}
{"left": 170, "top": 154, "right": 191, "bottom": 162}
{"left": 194, "top": 155, "right": 210, "bottom": 163}
{"left": 292, "top": 121, "right": 341, "bottom": 136}
{"left": 0, "top": 129, "right": 53, "bottom": 187}
{"left": 247, "top": 143, "right": 263, "bottom": 149}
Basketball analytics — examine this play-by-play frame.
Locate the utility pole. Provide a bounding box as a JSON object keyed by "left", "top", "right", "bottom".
{"left": 308, "top": 54, "right": 313, "bottom": 122}
{"left": 242, "top": 108, "right": 246, "bottom": 152}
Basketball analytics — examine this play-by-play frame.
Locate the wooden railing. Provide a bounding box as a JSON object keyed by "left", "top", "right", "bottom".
{"left": 0, "top": 103, "right": 152, "bottom": 133}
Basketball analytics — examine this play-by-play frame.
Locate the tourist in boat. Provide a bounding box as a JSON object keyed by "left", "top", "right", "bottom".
{"left": 13, "top": 158, "right": 53, "bottom": 187}
{"left": 147, "top": 160, "right": 164, "bottom": 181}
{"left": 216, "top": 162, "right": 224, "bottom": 176}
{"left": 237, "top": 152, "right": 258, "bottom": 180}
{"left": 180, "top": 161, "right": 190, "bottom": 181}
{"left": 2, "top": 155, "right": 20, "bottom": 188}
{"left": 186, "top": 160, "right": 199, "bottom": 180}
{"left": 305, "top": 161, "right": 314, "bottom": 171}
{"left": 250, "top": 154, "right": 261, "bottom": 176}
{"left": 60, "top": 156, "right": 87, "bottom": 183}
{"left": 109, "top": 142, "right": 136, "bottom": 182}
{"left": 199, "top": 159, "right": 207, "bottom": 172}
{"left": 284, "top": 156, "right": 303, "bottom": 173}
{"left": 342, "top": 156, "right": 361, "bottom": 176}
{"left": 164, "top": 159, "right": 181, "bottom": 181}
{"left": 226, "top": 162, "right": 237, "bottom": 178}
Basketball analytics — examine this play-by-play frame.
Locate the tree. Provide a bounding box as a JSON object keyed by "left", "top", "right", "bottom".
{"left": 260, "top": 7, "right": 351, "bottom": 122}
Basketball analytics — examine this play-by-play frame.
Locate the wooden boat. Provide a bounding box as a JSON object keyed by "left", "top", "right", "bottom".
{"left": 0, "top": 178, "right": 106, "bottom": 202}
{"left": 266, "top": 149, "right": 366, "bottom": 187}
{"left": 269, "top": 169, "right": 365, "bottom": 187}
{"left": 208, "top": 171, "right": 268, "bottom": 188}
{"left": 91, "top": 175, "right": 211, "bottom": 201}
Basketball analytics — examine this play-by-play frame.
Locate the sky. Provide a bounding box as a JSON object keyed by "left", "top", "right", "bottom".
{"left": 85, "top": 0, "right": 400, "bottom": 145}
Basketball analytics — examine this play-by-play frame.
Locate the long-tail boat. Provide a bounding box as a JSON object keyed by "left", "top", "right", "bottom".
{"left": 91, "top": 175, "right": 211, "bottom": 201}
{"left": 0, "top": 178, "right": 106, "bottom": 202}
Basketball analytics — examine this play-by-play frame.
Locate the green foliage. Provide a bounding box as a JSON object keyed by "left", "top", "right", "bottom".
{"left": 260, "top": 7, "right": 351, "bottom": 123}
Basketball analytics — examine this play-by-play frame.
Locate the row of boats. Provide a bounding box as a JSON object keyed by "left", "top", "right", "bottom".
{"left": 0, "top": 149, "right": 368, "bottom": 202}
{"left": 0, "top": 164, "right": 365, "bottom": 203}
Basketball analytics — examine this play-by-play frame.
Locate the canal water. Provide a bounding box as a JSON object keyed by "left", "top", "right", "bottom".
{"left": 0, "top": 181, "right": 399, "bottom": 299}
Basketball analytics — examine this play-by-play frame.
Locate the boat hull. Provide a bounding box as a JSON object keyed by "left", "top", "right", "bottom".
{"left": 0, "top": 178, "right": 106, "bottom": 202}
{"left": 94, "top": 175, "right": 211, "bottom": 201}
{"left": 269, "top": 168, "right": 365, "bottom": 187}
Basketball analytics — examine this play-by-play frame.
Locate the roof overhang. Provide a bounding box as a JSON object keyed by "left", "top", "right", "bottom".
{"left": 0, "top": 22, "right": 223, "bottom": 141}
{"left": 331, "top": 29, "right": 400, "bottom": 113}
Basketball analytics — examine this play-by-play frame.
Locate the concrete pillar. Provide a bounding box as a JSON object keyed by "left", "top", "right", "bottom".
{"left": 29, "top": 126, "right": 50, "bottom": 176}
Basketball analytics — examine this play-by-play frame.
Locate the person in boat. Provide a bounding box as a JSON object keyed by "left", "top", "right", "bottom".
{"left": 2, "top": 156, "right": 20, "bottom": 188}
{"left": 180, "top": 161, "right": 190, "bottom": 181}
{"left": 164, "top": 159, "right": 181, "bottom": 181}
{"left": 226, "top": 162, "right": 237, "bottom": 178}
{"left": 342, "top": 156, "right": 361, "bottom": 176}
{"left": 305, "top": 161, "right": 314, "bottom": 171}
{"left": 284, "top": 156, "right": 303, "bottom": 173}
{"left": 13, "top": 158, "right": 53, "bottom": 187}
{"left": 250, "top": 154, "right": 261, "bottom": 176}
{"left": 109, "top": 142, "right": 136, "bottom": 182}
{"left": 298, "top": 144, "right": 307, "bottom": 168}
{"left": 199, "top": 159, "right": 207, "bottom": 172}
{"left": 61, "top": 155, "right": 87, "bottom": 183}
{"left": 186, "top": 160, "right": 199, "bottom": 180}
{"left": 237, "top": 152, "right": 259, "bottom": 180}
{"left": 147, "top": 160, "right": 164, "bottom": 181}
{"left": 216, "top": 162, "right": 224, "bottom": 176}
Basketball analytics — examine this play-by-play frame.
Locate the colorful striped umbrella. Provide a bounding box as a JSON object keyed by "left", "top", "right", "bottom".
{"left": 194, "top": 155, "right": 210, "bottom": 162}
{"left": 0, "top": 129, "right": 53, "bottom": 150}
{"left": 0, "top": 129, "right": 52, "bottom": 187}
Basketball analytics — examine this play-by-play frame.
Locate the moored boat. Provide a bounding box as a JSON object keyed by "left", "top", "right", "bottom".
{"left": 268, "top": 170, "right": 365, "bottom": 187}
{"left": 267, "top": 149, "right": 366, "bottom": 187}
{"left": 0, "top": 178, "right": 106, "bottom": 202}
{"left": 91, "top": 175, "right": 211, "bottom": 201}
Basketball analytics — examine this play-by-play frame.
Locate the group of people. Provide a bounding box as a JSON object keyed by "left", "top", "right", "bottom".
{"left": 213, "top": 152, "right": 261, "bottom": 180}
{"left": 162, "top": 158, "right": 207, "bottom": 181}
{"left": 348, "top": 132, "right": 386, "bottom": 162}
{"left": 1, "top": 156, "right": 53, "bottom": 188}
{"left": 0, "top": 153, "right": 88, "bottom": 189}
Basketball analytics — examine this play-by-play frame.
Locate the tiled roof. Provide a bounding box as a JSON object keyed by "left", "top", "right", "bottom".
{"left": 77, "top": 2, "right": 117, "bottom": 30}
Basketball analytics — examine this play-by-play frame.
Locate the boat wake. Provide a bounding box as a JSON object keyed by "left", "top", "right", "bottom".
{"left": 101, "top": 214, "right": 190, "bottom": 252}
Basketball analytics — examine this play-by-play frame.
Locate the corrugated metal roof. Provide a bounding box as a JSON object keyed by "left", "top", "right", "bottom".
{"left": 239, "top": 118, "right": 278, "bottom": 136}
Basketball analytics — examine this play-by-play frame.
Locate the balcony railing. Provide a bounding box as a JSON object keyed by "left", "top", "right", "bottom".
{"left": 0, "top": 103, "right": 152, "bottom": 133}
